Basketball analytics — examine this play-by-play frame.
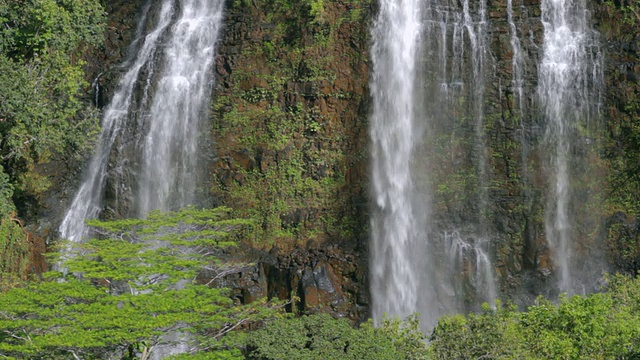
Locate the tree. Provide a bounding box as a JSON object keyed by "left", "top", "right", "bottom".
{"left": 0, "top": 0, "right": 105, "bottom": 212}
{"left": 245, "top": 313, "right": 428, "bottom": 360}
{"left": 0, "top": 207, "right": 283, "bottom": 359}
{"left": 0, "top": 0, "right": 106, "bottom": 282}
{"left": 429, "top": 276, "right": 640, "bottom": 359}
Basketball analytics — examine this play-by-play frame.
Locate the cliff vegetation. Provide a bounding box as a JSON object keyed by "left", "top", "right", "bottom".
{"left": 1, "top": 0, "right": 640, "bottom": 358}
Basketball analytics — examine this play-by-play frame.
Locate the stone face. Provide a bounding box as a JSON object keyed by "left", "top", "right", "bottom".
{"left": 28, "top": 0, "right": 640, "bottom": 321}
{"left": 211, "top": 0, "right": 370, "bottom": 246}
{"left": 201, "top": 246, "right": 367, "bottom": 321}
{"left": 301, "top": 261, "right": 349, "bottom": 315}
{"left": 205, "top": 0, "right": 372, "bottom": 318}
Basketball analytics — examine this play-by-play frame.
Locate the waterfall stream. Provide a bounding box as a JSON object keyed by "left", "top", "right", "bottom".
{"left": 508, "top": 0, "right": 524, "bottom": 115}
{"left": 58, "top": 0, "right": 224, "bottom": 356}
{"left": 60, "top": 0, "right": 224, "bottom": 242}
{"left": 370, "top": 0, "right": 497, "bottom": 329}
{"left": 370, "top": 0, "right": 423, "bottom": 322}
{"left": 370, "top": 0, "right": 603, "bottom": 328}
{"left": 539, "top": 0, "right": 602, "bottom": 294}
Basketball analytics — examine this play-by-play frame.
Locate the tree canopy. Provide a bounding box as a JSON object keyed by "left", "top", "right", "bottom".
{"left": 0, "top": 207, "right": 283, "bottom": 359}
{"left": 429, "top": 275, "right": 640, "bottom": 359}
{"left": 0, "top": 0, "right": 105, "bottom": 217}
{"left": 0, "top": 0, "right": 106, "bottom": 283}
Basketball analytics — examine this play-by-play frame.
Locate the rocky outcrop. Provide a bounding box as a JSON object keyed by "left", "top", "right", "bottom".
{"left": 203, "top": 246, "right": 368, "bottom": 321}
{"left": 210, "top": 0, "right": 371, "bottom": 247}
{"left": 208, "top": 0, "right": 373, "bottom": 318}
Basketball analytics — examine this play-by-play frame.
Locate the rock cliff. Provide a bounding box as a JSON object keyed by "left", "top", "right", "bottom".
{"left": 31, "top": 0, "right": 640, "bottom": 320}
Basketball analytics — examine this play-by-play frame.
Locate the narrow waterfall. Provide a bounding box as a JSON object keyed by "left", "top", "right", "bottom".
{"left": 60, "top": 0, "right": 224, "bottom": 242}
{"left": 508, "top": 0, "right": 524, "bottom": 115}
{"left": 538, "top": 0, "right": 602, "bottom": 294}
{"left": 463, "top": 0, "right": 490, "bottom": 234}
{"left": 445, "top": 231, "right": 496, "bottom": 307}
{"left": 370, "top": 0, "right": 423, "bottom": 322}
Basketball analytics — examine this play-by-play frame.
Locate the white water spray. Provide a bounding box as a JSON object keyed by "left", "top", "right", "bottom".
{"left": 445, "top": 231, "right": 496, "bottom": 308}
{"left": 508, "top": 0, "right": 524, "bottom": 114}
{"left": 538, "top": 0, "right": 600, "bottom": 294}
{"left": 371, "top": 0, "right": 499, "bottom": 329}
{"left": 369, "top": 0, "right": 423, "bottom": 321}
{"left": 60, "top": 0, "right": 224, "bottom": 243}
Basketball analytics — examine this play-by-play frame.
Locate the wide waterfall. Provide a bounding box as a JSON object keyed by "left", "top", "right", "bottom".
{"left": 370, "top": 0, "right": 496, "bottom": 329}
{"left": 539, "top": 0, "right": 603, "bottom": 294}
{"left": 60, "top": 0, "right": 224, "bottom": 242}
{"left": 370, "top": 0, "right": 603, "bottom": 328}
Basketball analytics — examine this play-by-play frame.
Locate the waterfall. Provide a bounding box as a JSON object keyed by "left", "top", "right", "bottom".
{"left": 370, "top": 0, "right": 423, "bottom": 322}
{"left": 463, "top": 0, "right": 490, "bottom": 235}
{"left": 59, "top": 0, "right": 224, "bottom": 242}
{"left": 137, "top": 0, "right": 222, "bottom": 215}
{"left": 445, "top": 231, "right": 496, "bottom": 308}
{"left": 370, "top": 0, "right": 497, "bottom": 329}
{"left": 508, "top": 0, "right": 524, "bottom": 115}
{"left": 538, "top": 0, "right": 602, "bottom": 294}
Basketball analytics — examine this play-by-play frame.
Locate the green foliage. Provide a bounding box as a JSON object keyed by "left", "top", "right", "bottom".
{"left": 245, "top": 313, "right": 427, "bottom": 360}
{"left": 0, "top": 165, "right": 15, "bottom": 216}
{"left": 602, "top": 0, "right": 640, "bottom": 27}
{"left": 0, "top": 207, "right": 281, "bottom": 359}
{"left": 64, "top": 207, "right": 253, "bottom": 291}
{"left": 0, "top": 0, "right": 104, "bottom": 57}
{"left": 0, "top": 215, "right": 29, "bottom": 287}
{"left": 374, "top": 314, "right": 429, "bottom": 360}
{"left": 429, "top": 276, "right": 640, "bottom": 359}
{"left": 0, "top": 0, "right": 104, "bottom": 218}
{"left": 597, "top": 0, "right": 640, "bottom": 274}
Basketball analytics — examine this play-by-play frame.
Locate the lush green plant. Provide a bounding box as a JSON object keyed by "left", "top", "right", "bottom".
{"left": 0, "top": 215, "right": 30, "bottom": 288}
{"left": 0, "top": 207, "right": 283, "bottom": 359}
{"left": 0, "top": 0, "right": 104, "bottom": 216}
{"left": 0, "top": 0, "right": 105, "bottom": 282}
{"left": 245, "top": 313, "right": 427, "bottom": 360}
{"left": 430, "top": 275, "right": 640, "bottom": 359}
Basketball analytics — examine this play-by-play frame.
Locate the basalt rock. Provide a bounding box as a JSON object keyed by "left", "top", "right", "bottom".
{"left": 202, "top": 245, "right": 368, "bottom": 322}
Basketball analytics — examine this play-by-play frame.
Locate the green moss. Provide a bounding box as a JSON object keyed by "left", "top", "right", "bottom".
{"left": 212, "top": 0, "right": 372, "bottom": 248}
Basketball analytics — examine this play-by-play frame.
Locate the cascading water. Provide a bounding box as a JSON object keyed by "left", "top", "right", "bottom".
{"left": 370, "top": 0, "right": 497, "bottom": 329}
{"left": 60, "top": 0, "right": 175, "bottom": 242}
{"left": 59, "top": 1, "right": 223, "bottom": 357}
{"left": 463, "top": 0, "right": 490, "bottom": 232}
{"left": 137, "top": 0, "right": 222, "bottom": 215}
{"left": 508, "top": 0, "right": 524, "bottom": 115}
{"left": 60, "top": 0, "right": 224, "bottom": 242}
{"left": 538, "top": 0, "right": 602, "bottom": 294}
{"left": 370, "top": 0, "right": 424, "bottom": 322}
{"left": 371, "top": 0, "right": 606, "bottom": 330}
{"left": 445, "top": 231, "right": 496, "bottom": 308}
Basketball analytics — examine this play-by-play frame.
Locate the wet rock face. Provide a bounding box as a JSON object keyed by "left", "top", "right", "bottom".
{"left": 205, "top": 246, "right": 368, "bottom": 322}
{"left": 210, "top": 0, "right": 371, "bottom": 248}
{"left": 593, "top": 1, "right": 640, "bottom": 275}
{"left": 206, "top": 0, "right": 373, "bottom": 319}
{"left": 300, "top": 261, "right": 349, "bottom": 314}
